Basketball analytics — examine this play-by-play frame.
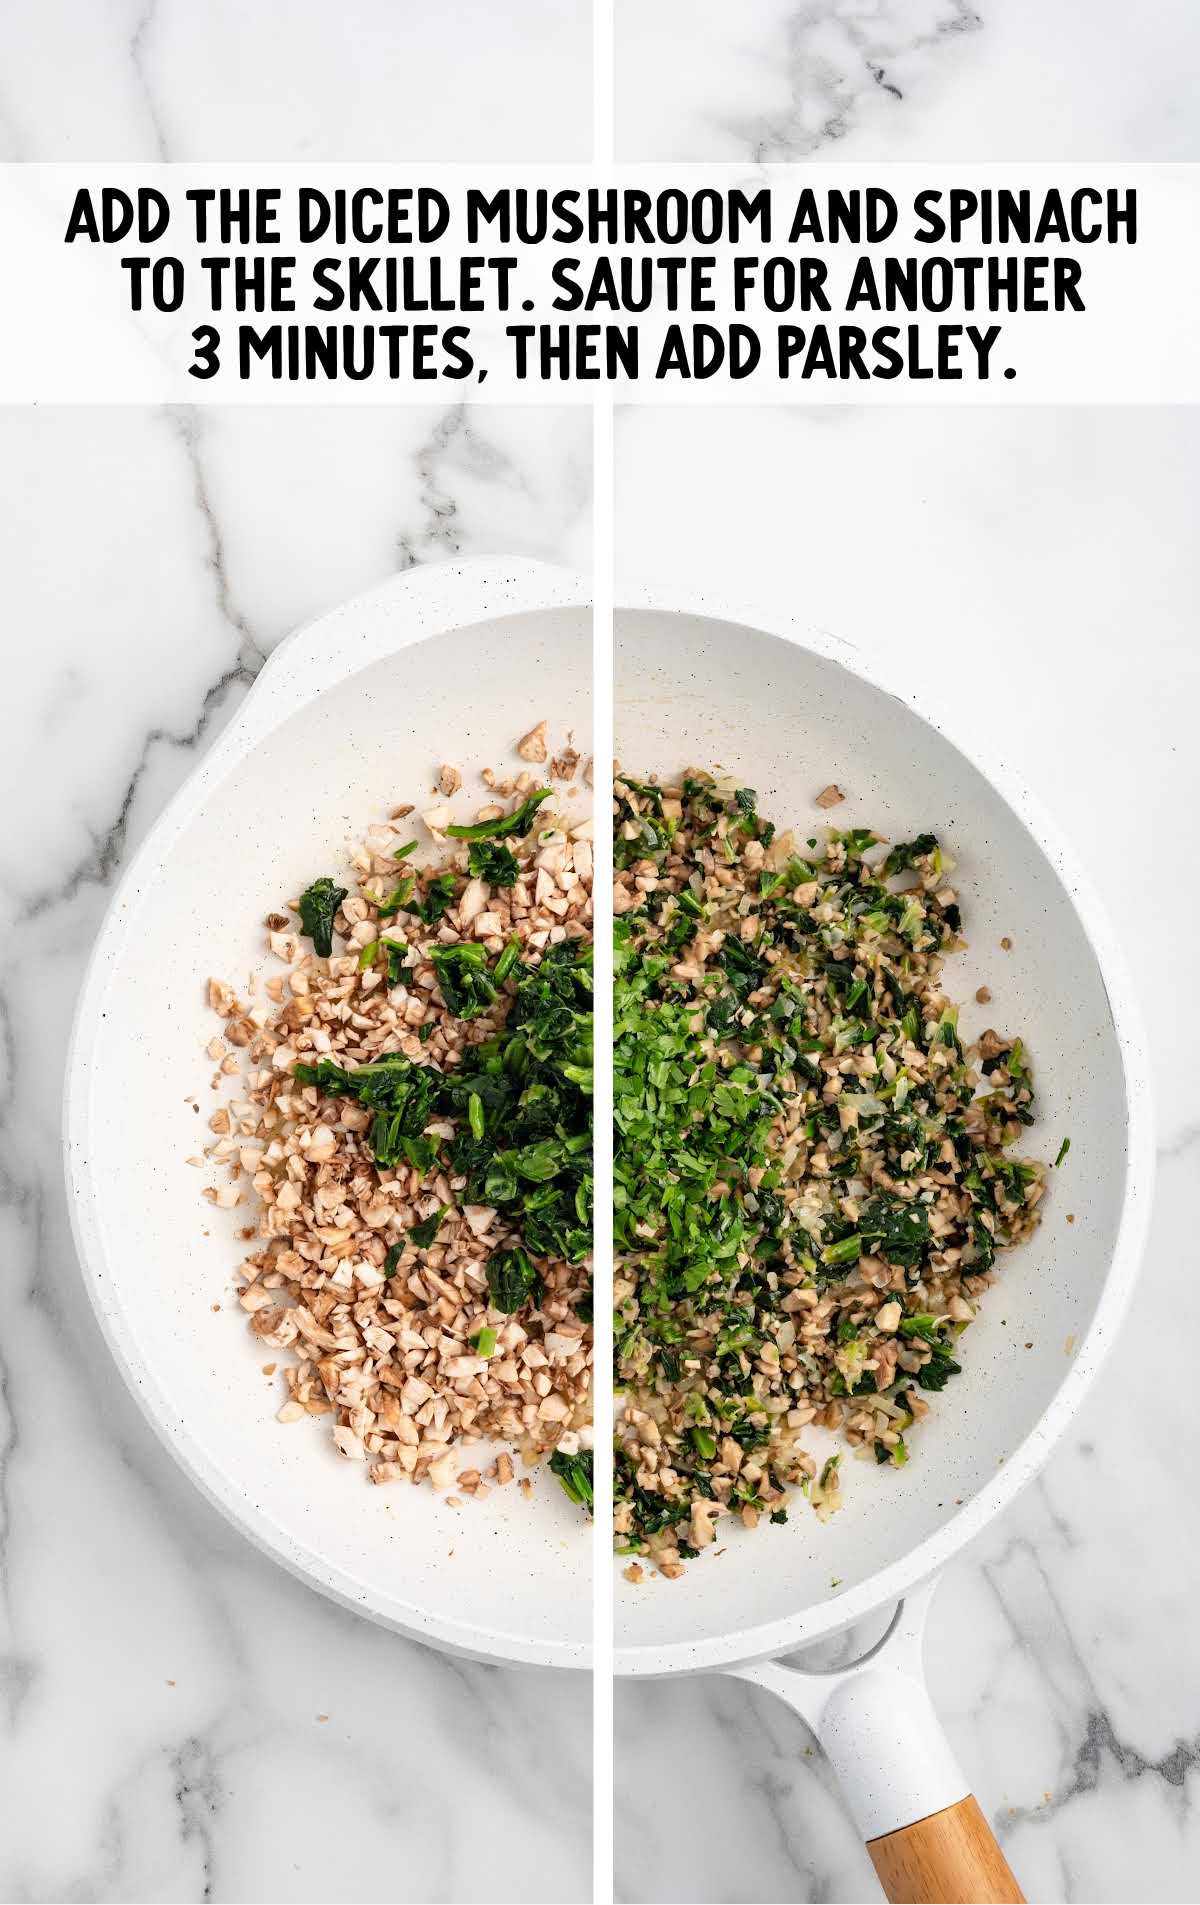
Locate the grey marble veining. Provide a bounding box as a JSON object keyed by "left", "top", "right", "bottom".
{"left": 0, "top": 0, "right": 592, "bottom": 162}
{"left": 615, "top": 0, "right": 1200, "bottom": 161}
{"left": 0, "top": 404, "right": 592, "bottom": 1904}
{"left": 613, "top": 402, "right": 1200, "bottom": 1904}
{"left": 3, "top": 2, "right": 1198, "bottom": 1900}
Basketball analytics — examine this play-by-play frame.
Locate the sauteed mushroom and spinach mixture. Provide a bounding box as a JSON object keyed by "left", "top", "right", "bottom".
{"left": 613, "top": 772, "right": 1047, "bottom": 1579}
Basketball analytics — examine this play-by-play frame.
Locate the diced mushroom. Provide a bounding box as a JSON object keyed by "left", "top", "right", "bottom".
{"left": 517, "top": 719, "right": 549, "bottom": 763}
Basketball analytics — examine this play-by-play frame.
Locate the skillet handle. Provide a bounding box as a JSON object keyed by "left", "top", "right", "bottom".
{"left": 821, "top": 1667, "right": 1021, "bottom": 1903}
{"left": 867, "top": 1796, "right": 1023, "bottom": 1904}
{"left": 730, "top": 1587, "right": 1023, "bottom": 1904}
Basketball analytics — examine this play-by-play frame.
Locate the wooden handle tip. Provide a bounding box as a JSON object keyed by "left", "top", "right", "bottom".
{"left": 867, "top": 1794, "right": 1024, "bottom": 1904}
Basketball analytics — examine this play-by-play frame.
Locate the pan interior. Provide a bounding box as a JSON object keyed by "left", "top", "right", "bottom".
{"left": 70, "top": 605, "right": 592, "bottom": 1665}
{"left": 614, "top": 608, "right": 1129, "bottom": 1665}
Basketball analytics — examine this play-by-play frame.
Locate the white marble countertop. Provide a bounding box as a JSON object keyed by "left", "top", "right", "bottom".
{"left": 3, "top": 4, "right": 1199, "bottom": 1902}
{"left": 609, "top": 15, "right": 1200, "bottom": 1890}
{"left": 615, "top": 0, "right": 1200, "bottom": 162}
{"left": 0, "top": 405, "right": 591, "bottom": 1903}
{"left": 614, "top": 403, "right": 1200, "bottom": 1903}
{"left": 0, "top": 8, "right": 600, "bottom": 1901}
{"left": 9, "top": 406, "right": 1193, "bottom": 1905}
{"left": 0, "top": 0, "right": 592, "bottom": 162}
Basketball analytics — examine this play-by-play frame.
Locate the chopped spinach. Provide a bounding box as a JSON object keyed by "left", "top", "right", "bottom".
{"left": 377, "top": 877, "right": 415, "bottom": 918}
{"left": 294, "top": 935, "right": 592, "bottom": 1281}
{"left": 416, "top": 871, "right": 458, "bottom": 925}
{"left": 447, "top": 788, "right": 551, "bottom": 843}
{"left": 467, "top": 839, "right": 521, "bottom": 886}
{"left": 915, "top": 1343, "right": 963, "bottom": 1391}
{"left": 882, "top": 833, "right": 938, "bottom": 876}
{"left": 409, "top": 1206, "right": 445, "bottom": 1249}
{"left": 550, "top": 1447, "right": 594, "bottom": 1510}
{"left": 382, "top": 937, "right": 410, "bottom": 985}
{"left": 859, "top": 1196, "right": 931, "bottom": 1270}
{"left": 487, "top": 1246, "right": 542, "bottom": 1313}
{"left": 430, "top": 943, "right": 499, "bottom": 1019}
{"left": 297, "top": 878, "right": 348, "bottom": 958}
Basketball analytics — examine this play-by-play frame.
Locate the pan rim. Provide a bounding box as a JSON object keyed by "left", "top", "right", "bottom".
{"left": 612, "top": 587, "right": 1154, "bottom": 1678}
{"left": 61, "top": 565, "right": 1154, "bottom": 1675}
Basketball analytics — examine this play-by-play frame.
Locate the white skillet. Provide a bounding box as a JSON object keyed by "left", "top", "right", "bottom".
{"left": 65, "top": 558, "right": 593, "bottom": 1672}
{"left": 615, "top": 593, "right": 1152, "bottom": 1902}
{"left": 65, "top": 558, "right": 1152, "bottom": 1897}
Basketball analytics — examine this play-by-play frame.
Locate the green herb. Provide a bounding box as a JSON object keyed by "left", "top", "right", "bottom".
{"left": 447, "top": 789, "right": 551, "bottom": 843}
{"left": 493, "top": 936, "right": 522, "bottom": 984}
{"left": 377, "top": 877, "right": 415, "bottom": 918}
{"left": 822, "top": 1234, "right": 864, "bottom": 1268}
{"left": 431, "top": 943, "right": 499, "bottom": 1019}
{"left": 292, "top": 1053, "right": 435, "bottom": 1173}
{"left": 382, "top": 937, "right": 409, "bottom": 985}
{"left": 487, "top": 1246, "right": 541, "bottom": 1314}
{"left": 618, "top": 774, "right": 665, "bottom": 811}
{"left": 859, "top": 1197, "right": 930, "bottom": 1270}
{"left": 409, "top": 1207, "right": 445, "bottom": 1249}
{"left": 416, "top": 872, "right": 457, "bottom": 925}
{"left": 1054, "top": 1136, "right": 1071, "bottom": 1168}
{"left": 297, "top": 878, "right": 348, "bottom": 957}
{"left": 292, "top": 854, "right": 591, "bottom": 1351}
{"left": 299, "top": 937, "right": 592, "bottom": 1267}
{"left": 613, "top": 770, "right": 1044, "bottom": 1560}
{"left": 898, "top": 1313, "right": 942, "bottom": 1344}
{"left": 474, "top": 1325, "right": 498, "bottom": 1357}
{"left": 882, "top": 833, "right": 938, "bottom": 876}
{"left": 915, "top": 1343, "right": 963, "bottom": 1391}
{"left": 549, "top": 1447, "right": 594, "bottom": 1511}
{"left": 357, "top": 941, "right": 378, "bottom": 971}
{"left": 834, "top": 827, "right": 878, "bottom": 857}
{"left": 468, "top": 839, "right": 521, "bottom": 886}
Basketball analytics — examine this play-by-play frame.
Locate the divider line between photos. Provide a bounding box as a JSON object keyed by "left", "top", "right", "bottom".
{"left": 593, "top": 15, "right": 614, "bottom": 1899}
{"left": 591, "top": 387, "right": 615, "bottom": 1905}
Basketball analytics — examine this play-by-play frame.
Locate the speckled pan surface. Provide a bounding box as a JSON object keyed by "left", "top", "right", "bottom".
{"left": 615, "top": 593, "right": 1153, "bottom": 1677}
{"left": 65, "top": 559, "right": 592, "bottom": 1671}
